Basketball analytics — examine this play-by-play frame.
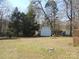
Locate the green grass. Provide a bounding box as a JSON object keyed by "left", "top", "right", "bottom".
{"left": 0, "top": 37, "right": 79, "bottom": 59}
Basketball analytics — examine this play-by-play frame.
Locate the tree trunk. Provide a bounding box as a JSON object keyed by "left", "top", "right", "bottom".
{"left": 70, "top": 0, "right": 73, "bottom": 36}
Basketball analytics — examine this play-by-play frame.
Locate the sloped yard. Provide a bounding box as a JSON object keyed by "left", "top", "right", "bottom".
{"left": 0, "top": 37, "right": 79, "bottom": 59}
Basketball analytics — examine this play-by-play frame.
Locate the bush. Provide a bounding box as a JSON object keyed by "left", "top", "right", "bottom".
{"left": 6, "top": 31, "right": 14, "bottom": 38}
{"left": 0, "top": 32, "right": 6, "bottom": 37}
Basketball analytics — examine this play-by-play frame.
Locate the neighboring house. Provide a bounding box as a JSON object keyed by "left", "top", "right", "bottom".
{"left": 40, "top": 26, "right": 52, "bottom": 36}
{"left": 0, "top": 19, "right": 9, "bottom": 33}
{"left": 65, "top": 19, "right": 75, "bottom": 36}
{"left": 65, "top": 20, "right": 70, "bottom": 36}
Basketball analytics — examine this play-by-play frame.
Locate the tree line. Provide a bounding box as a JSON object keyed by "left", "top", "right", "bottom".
{"left": 0, "top": 0, "right": 78, "bottom": 37}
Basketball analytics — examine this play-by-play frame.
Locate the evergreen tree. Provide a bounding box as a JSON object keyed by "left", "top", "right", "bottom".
{"left": 9, "top": 7, "right": 39, "bottom": 37}
{"left": 10, "top": 7, "right": 22, "bottom": 36}
{"left": 21, "top": 8, "right": 39, "bottom": 36}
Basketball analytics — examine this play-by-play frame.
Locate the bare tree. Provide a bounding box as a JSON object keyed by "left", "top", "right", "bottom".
{"left": 63, "top": 0, "right": 73, "bottom": 36}
{"left": 0, "top": 0, "right": 10, "bottom": 33}
{"left": 45, "top": 0, "right": 58, "bottom": 35}
{"left": 32, "top": 0, "right": 58, "bottom": 35}
{"left": 31, "top": 0, "right": 48, "bottom": 19}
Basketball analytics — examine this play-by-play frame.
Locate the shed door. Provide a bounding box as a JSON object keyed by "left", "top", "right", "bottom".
{"left": 40, "top": 26, "right": 51, "bottom": 36}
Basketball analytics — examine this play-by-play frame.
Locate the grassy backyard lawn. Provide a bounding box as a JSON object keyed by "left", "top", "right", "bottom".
{"left": 0, "top": 37, "right": 79, "bottom": 59}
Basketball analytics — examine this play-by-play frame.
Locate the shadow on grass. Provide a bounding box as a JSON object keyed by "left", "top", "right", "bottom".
{"left": 0, "top": 37, "right": 18, "bottom": 40}
{"left": 0, "top": 36, "right": 54, "bottom": 40}
{"left": 20, "top": 36, "right": 49, "bottom": 38}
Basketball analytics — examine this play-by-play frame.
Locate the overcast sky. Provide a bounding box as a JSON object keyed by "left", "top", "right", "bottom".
{"left": 7, "top": 0, "right": 30, "bottom": 12}
{"left": 6, "top": 0, "right": 67, "bottom": 21}
{"left": 6, "top": 0, "right": 63, "bottom": 12}
{"left": 7, "top": 0, "right": 48, "bottom": 12}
